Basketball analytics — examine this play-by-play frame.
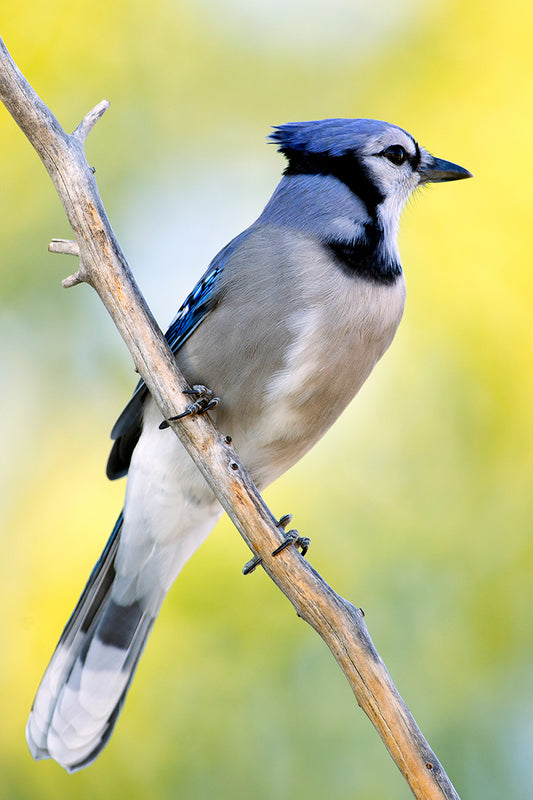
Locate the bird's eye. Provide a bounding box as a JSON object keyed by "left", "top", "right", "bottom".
{"left": 382, "top": 145, "right": 407, "bottom": 166}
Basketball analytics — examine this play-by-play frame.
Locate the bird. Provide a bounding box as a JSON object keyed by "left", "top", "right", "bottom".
{"left": 26, "top": 118, "right": 471, "bottom": 772}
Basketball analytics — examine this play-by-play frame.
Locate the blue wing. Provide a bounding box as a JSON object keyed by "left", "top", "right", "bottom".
{"left": 164, "top": 251, "right": 224, "bottom": 354}
{"left": 106, "top": 233, "right": 246, "bottom": 478}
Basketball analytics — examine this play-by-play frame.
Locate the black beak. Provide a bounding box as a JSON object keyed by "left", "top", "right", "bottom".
{"left": 419, "top": 155, "right": 473, "bottom": 184}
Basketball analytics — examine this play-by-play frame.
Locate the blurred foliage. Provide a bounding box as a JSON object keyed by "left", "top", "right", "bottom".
{"left": 1, "top": 0, "right": 532, "bottom": 797}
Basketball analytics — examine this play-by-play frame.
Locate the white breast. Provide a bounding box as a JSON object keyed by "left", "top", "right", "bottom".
{"left": 246, "top": 261, "right": 406, "bottom": 486}
{"left": 270, "top": 273, "right": 405, "bottom": 411}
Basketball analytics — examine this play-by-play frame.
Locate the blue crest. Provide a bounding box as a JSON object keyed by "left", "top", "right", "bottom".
{"left": 269, "top": 118, "right": 410, "bottom": 158}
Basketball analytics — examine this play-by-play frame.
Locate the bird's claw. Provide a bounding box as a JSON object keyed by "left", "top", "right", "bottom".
{"left": 242, "top": 554, "right": 262, "bottom": 575}
{"left": 182, "top": 384, "right": 212, "bottom": 398}
{"left": 276, "top": 513, "right": 293, "bottom": 530}
{"left": 271, "top": 530, "right": 311, "bottom": 558}
{"left": 173, "top": 397, "right": 220, "bottom": 420}
{"left": 242, "top": 514, "right": 310, "bottom": 575}
{"left": 159, "top": 385, "right": 220, "bottom": 429}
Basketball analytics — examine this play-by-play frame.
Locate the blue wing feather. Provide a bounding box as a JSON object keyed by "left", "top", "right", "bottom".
{"left": 108, "top": 232, "right": 246, "bottom": 447}
{"left": 164, "top": 253, "right": 224, "bottom": 353}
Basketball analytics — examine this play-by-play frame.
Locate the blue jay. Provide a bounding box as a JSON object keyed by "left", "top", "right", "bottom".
{"left": 26, "top": 118, "right": 471, "bottom": 772}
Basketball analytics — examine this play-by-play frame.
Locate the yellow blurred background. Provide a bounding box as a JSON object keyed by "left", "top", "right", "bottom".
{"left": 1, "top": 1, "right": 532, "bottom": 797}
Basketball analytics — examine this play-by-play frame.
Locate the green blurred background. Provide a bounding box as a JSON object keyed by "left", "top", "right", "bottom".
{"left": 1, "top": 0, "right": 532, "bottom": 797}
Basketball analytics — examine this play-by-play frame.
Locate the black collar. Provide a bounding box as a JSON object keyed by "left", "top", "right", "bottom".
{"left": 323, "top": 221, "right": 402, "bottom": 285}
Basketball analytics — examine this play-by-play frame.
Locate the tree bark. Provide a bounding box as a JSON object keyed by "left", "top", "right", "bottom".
{"left": 0, "top": 35, "right": 461, "bottom": 800}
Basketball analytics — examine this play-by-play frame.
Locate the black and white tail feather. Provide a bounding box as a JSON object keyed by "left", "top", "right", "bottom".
{"left": 26, "top": 513, "right": 156, "bottom": 772}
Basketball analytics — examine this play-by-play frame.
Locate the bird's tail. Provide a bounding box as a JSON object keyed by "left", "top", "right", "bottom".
{"left": 26, "top": 512, "right": 156, "bottom": 773}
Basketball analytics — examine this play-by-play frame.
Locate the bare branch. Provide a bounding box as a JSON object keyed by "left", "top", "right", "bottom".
{"left": 0, "top": 35, "right": 461, "bottom": 800}
{"left": 49, "top": 238, "right": 80, "bottom": 256}
{"left": 72, "top": 99, "right": 110, "bottom": 143}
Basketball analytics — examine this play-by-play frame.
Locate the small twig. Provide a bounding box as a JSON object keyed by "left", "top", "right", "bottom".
{"left": 0, "top": 34, "right": 461, "bottom": 800}
{"left": 49, "top": 238, "right": 80, "bottom": 256}
{"left": 49, "top": 238, "right": 83, "bottom": 287}
{"left": 61, "top": 273, "right": 83, "bottom": 288}
{"left": 72, "top": 99, "right": 110, "bottom": 143}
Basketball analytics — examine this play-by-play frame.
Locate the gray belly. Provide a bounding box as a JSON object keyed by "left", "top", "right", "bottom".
{"left": 209, "top": 278, "right": 405, "bottom": 488}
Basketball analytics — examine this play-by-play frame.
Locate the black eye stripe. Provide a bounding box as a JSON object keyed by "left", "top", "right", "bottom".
{"left": 280, "top": 148, "right": 385, "bottom": 217}
{"left": 409, "top": 141, "right": 421, "bottom": 170}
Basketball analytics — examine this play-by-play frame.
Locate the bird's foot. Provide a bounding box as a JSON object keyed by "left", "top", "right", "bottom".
{"left": 242, "top": 514, "right": 310, "bottom": 575}
{"left": 271, "top": 530, "right": 311, "bottom": 558}
{"left": 159, "top": 385, "right": 220, "bottom": 429}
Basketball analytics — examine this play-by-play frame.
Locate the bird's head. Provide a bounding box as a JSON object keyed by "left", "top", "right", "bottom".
{"left": 269, "top": 118, "right": 472, "bottom": 223}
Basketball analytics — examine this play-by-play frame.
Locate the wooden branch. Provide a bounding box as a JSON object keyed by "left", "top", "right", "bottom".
{"left": 0, "top": 35, "right": 461, "bottom": 800}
